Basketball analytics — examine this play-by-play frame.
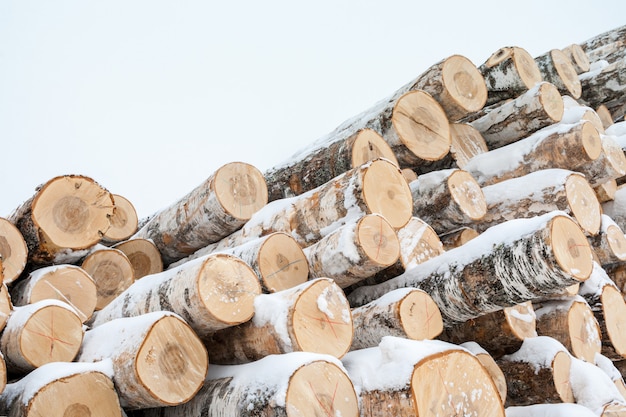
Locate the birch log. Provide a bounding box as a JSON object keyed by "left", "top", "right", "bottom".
{"left": 535, "top": 49, "right": 582, "bottom": 98}
{"left": 439, "top": 226, "right": 479, "bottom": 249}
{"left": 561, "top": 95, "right": 605, "bottom": 133}
{"left": 580, "top": 24, "right": 626, "bottom": 64}
{"left": 203, "top": 278, "right": 353, "bottom": 364}
{"left": 0, "top": 217, "right": 27, "bottom": 284}
{"left": 579, "top": 59, "right": 626, "bottom": 115}
{"left": 77, "top": 311, "right": 208, "bottom": 410}
{"left": 350, "top": 288, "right": 443, "bottom": 350}
{"left": 601, "top": 183, "right": 626, "bottom": 232}
{"left": 8, "top": 175, "right": 114, "bottom": 264}
{"left": 90, "top": 253, "right": 261, "bottom": 337}
{"left": 101, "top": 194, "right": 138, "bottom": 245}
{"left": 136, "top": 353, "right": 359, "bottom": 417}
{"left": 461, "top": 341, "right": 508, "bottom": 404}
{"left": 587, "top": 215, "right": 626, "bottom": 267}
{"left": 597, "top": 104, "right": 616, "bottom": 129}
{"left": 132, "top": 161, "right": 268, "bottom": 266}
{"left": 81, "top": 246, "right": 135, "bottom": 310}
{"left": 469, "top": 82, "right": 564, "bottom": 149}
{"left": 595, "top": 179, "right": 617, "bottom": 203}
{"left": 580, "top": 134, "right": 626, "bottom": 187}
{"left": 562, "top": 43, "right": 591, "bottom": 74}
{"left": 449, "top": 122, "right": 488, "bottom": 168}
{"left": 348, "top": 212, "right": 594, "bottom": 325}
{"left": 113, "top": 238, "right": 163, "bottom": 279}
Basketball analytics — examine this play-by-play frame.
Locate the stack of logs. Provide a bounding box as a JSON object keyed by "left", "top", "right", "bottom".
{"left": 0, "top": 24, "right": 625, "bottom": 417}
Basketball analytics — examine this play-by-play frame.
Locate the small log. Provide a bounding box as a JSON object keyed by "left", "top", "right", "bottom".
{"left": 102, "top": 194, "right": 138, "bottom": 245}
{"left": 535, "top": 49, "right": 582, "bottom": 98}
{"left": 113, "top": 238, "right": 163, "bottom": 279}
{"left": 132, "top": 161, "right": 268, "bottom": 266}
{"left": 562, "top": 43, "right": 591, "bottom": 74}
{"left": 350, "top": 288, "right": 443, "bottom": 350}
{"left": 464, "top": 120, "right": 602, "bottom": 186}
{"left": 579, "top": 59, "right": 626, "bottom": 113}
{"left": 449, "top": 122, "right": 488, "bottom": 168}
{"left": 0, "top": 361, "right": 122, "bottom": 417}
{"left": 8, "top": 175, "right": 114, "bottom": 265}
{"left": 343, "top": 336, "right": 505, "bottom": 417}
{"left": 0, "top": 299, "right": 83, "bottom": 374}
{"left": 263, "top": 128, "right": 399, "bottom": 201}
{"left": 598, "top": 104, "right": 616, "bottom": 129}
{"left": 90, "top": 253, "right": 261, "bottom": 337}
{"left": 10, "top": 264, "right": 97, "bottom": 323}
{"left": 348, "top": 212, "right": 594, "bottom": 325}
{"left": 587, "top": 215, "right": 626, "bottom": 267}
{"left": 81, "top": 246, "right": 135, "bottom": 310}
{"left": 497, "top": 336, "right": 574, "bottom": 406}
{"left": 410, "top": 168, "right": 487, "bottom": 235}
{"left": 439, "top": 226, "right": 479, "bottom": 250}
{"left": 137, "top": 353, "right": 359, "bottom": 417}
{"left": 77, "top": 311, "right": 208, "bottom": 410}
{"left": 0, "top": 217, "right": 27, "bottom": 284}
{"left": 595, "top": 179, "right": 618, "bottom": 203}
{"left": 401, "top": 167, "right": 418, "bottom": 183}
{"left": 469, "top": 82, "right": 564, "bottom": 149}
{"left": 0, "top": 284, "right": 12, "bottom": 332}
{"left": 479, "top": 46, "right": 543, "bottom": 105}
{"left": 203, "top": 278, "right": 353, "bottom": 364}
{"left": 580, "top": 134, "right": 626, "bottom": 187}
{"left": 534, "top": 295, "right": 602, "bottom": 363}
{"left": 304, "top": 214, "right": 400, "bottom": 288}
{"left": 478, "top": 169, "right": 602, "bottom": 236}
{"left": 438, "top": 301, "right": 537, "bottom": 359}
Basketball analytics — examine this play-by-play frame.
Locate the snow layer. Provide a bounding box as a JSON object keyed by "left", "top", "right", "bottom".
{"left": 506, "top": 403, "right": 597, "bottom": 417}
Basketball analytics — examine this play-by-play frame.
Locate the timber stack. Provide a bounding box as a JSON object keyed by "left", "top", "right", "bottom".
{"left": 0, "top": 25, "right": 625, "bottom": 417}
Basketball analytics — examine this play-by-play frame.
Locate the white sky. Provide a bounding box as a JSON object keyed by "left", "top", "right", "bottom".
{"left": 1, "top": 1, "right": 624, "bottom": 219}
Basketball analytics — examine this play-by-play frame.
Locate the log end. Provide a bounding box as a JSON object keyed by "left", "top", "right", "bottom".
{"left": 606, "top": 224, "right": 626, "bottom": 261}
{"left": 82, "top": 248, "right": 135, "bottom": 310}
{"left": 552, "top": 350, "right": 575, "bottom": 403}
{"left": 357, "top": 214, "right": 401, "bottom": 269}
{"left": 563, "top": 43, "right": 591, "bottom": 74}
{"left": 513, "top": 46, "right": 543, "bottom": 90}
{"left": 580, "top": 121, "right": 604, "bottom": 161}
{"left": 550, "top": 215, "right": 594, "bottom": 281}
{"left": 0, "top": 284, "right": 11, "bottom": 332}
{"left": 551, "top": 49, "right": 582, "bottom": 99}
{"left": 258, "top": 232, "right": 309, "bottom": 292}
{"left": 399, "top": 289, "right": 443, "bottom": 340}
{"left": 568, "top": 301, "right": 602, "bottom": 362}
{"left": 565, "top": 173, "right": 602, "bottom": 236}
{"left": 114, "top": 238, "right": 164, "bottom": 279}
{"left": 0, "top": 217, "right": 28, "bottom": 284}
{"left": 473, "top": 351, "right": 508, "bottom": 404}
{"left": 539, "top": 82, "right": 565, "bottom": 123}
{"left": 214, "top": 162, "right": 269, "bottom": 221}
{"left": 596, "top": 105, "right": 615, "bottom": 129}
{"left": 362, "top": 159, "right": 413, "bottom": 229}
{"left": 442, "top": 55, "right": 488, "bottom": 116}
{"left": 448, "top": 169, "right": 487, "bottom": 221}
{"left": 102, "top": 194, "right": 138, "bottom": 243}
{"left": 351, "top": 128, "right": 399, "bottom": 168}
{"left": 449, "top": 123, "right": 488, "bottom": 169}
{"left": 601, "top": 285, "right": 626, "bottom": 359}
{"left": 504, "top": 301, "right": 538, "bottom": 341}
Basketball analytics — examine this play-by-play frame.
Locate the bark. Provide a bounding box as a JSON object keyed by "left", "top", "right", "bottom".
{"left": 10, "top": 264, "right": 97, "bottom": 323}
{"left": 562, "top": 43, "right": 591, "bottom": 74}
{"left": 7, "top": 175, "right": 114, "bottom": 265}
{"left": 479, "top": 46, "right": 543, "bottom": 105}
{"left": 203, "top": 278, "right": 353, "bottom": 364}
{"left": 439, "top": 227, "right": 479, "bottom": 250}
{"left": 77, "top": 311, "right": 208, "bottom": 410}
{"left": 469, "top": 82, "right": 564, "bottom": 149}
{"left": 113, "top": 238, "right": 163, "bottom": 279}
{"left": 0, "top": 217, "right": 27, "bottom": 284}
{"left": 132, "top": 162, "right": 268, "bottom": 266}
{"left": 410, "top": 168, "right": 487, "bottom": 235}
{"left": 348, "top": 212, "right": 594, "bottom": 325}
{"left": 579, "top": 59, "right": 626, "bottom": 113}
{"left": 0, "top": 300, "right": 83, "bottom": 374}
{"left": 101, "top": 193, "right": 138, "bottom": 245}
{"left": 580, "top": 24, "right": 626, "bottom": 64}
{"left": 535, "top": 49, "right": 582, "bottom": 98}
{"left": 601, "top": 183, "right": 626, "bottom": 232}
{"left": 587, "top": 215, "right": 626, "bottom": 267}
{"left": 579, "top": 134, "right": 626, "bottom": 187}
{"left": 89, "top": 253, "right": 261, "bottom": 338}
{"left": 304, "top": 214, "right": 400, "bottom": 288}
{"left": 350, "top": 288, "right": 443, "bottom": 350}
{"left": 449, "top": 122, "right": 488, "bottom": 168}
{"left": 81, "top": 246, "right": 135, "bottom": 310}
{"left": 595, "top": 179, "right": 617, "bottom": 203}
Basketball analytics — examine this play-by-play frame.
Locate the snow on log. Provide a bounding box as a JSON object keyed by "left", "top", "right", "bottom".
{"left": 439, "top": 226, "right": 479, "bottom": 250}
{"left": 596, "top": 353, "right": 626, "bottom": 400}
{"left": 0, "top": 299, "right": 83, "bottom": 374}
{"left": 535, "top": 49, "right": 582, "bottom": 99}
{"left": 439, "top": 301, "right": 537, "bottom": 359}
{"left": 81, "top": 246, "right": 135, "bottom": 310}
{"left": 534, "top": 295, "right": 602, "bottom": 363}
{"left": 0, "top": 217, "right": 27, "bottom": 284}
{"left": 478, "top": 169, "right": 602, "bottom": 236}
{"left": 10, "top": 264, "right": 97, "bottom": 323}
{"left": 77, "top": 311, "right": 208, "bottom": 410}
{"left": 562, "top": 43, "right": 591, "bottom": 74}
{"left": 449, "top": 122, "right": 489, "bottom": 168}
{"left": 263, "top": 128, "right": 399, "bottom": 202}
{"left": 7, "top": 175, "right": 114, "bottom": 265}
{"left": 304, "top": 214, "right": 400, "bottom": 289}
{"left": 132, "top": 161, "right": 269, "bottom": 266}
{"left": 89, "top": 253, "right": 261, "bottom": 337}
{"left": 113, "top": 238, "right": 163, "bottom": 279}
{"left": 601, "top": 184, "right": 626, "bottom": 232}
{"left": 348, "top": 212, "right": 594, "bottom": 325}
{"left": 0, "top": 284, "right": 11, "bottom": 332}
{"left": 203, "top": 278, "right": 353, "bottom": 364}
{"left": 350, "top": 288, "right": 443, "bottom": 350}
{"left": 410, "top": 168, "right": 487, "bottom": 235}
{"left": 461, "top": 341, "right": 507, "bottom": 404}
{"left": 0, "top": 361, "right": 122, "bottom": 417}
{"left": 506, "top": 403, "right": 598, "bottom": 417}
{"left": 497, "top": 336, "right": 575, "bottom": 406}
{"left": 101, "top": 193, "right": 138, "bottom": 245}
{"left": 469, "top": 82, "right": 564, "bottom": 149}
{"left": 561, "top": 95, "right": 605, "bottom": 133}
{"left": 343, "top": 336, "right": 505, "bottom": 417}
{"left": 464, "top": 120, "right": 602, "bottom": 186}
{"left": 479, "top": 46, "right": 543, "bottom": 106}
{"left": 587, "top": 215, "right": 626, "bottom": 267}
{"left": 569, "top": 355, "right": 626, "bottom": 415}
{"left": 579, "top": 58, "right": 626, "bottom": 115}
{"left": 136, "top": 352, "right": 359, "bottom": 417}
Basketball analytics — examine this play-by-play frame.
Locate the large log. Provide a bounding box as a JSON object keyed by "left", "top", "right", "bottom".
{"left": 534, "top": 49, "right": 582, "bottom": 99}
{"left": 90, "top": 253, "right": 261, "bottom": 337}
{"left": 8, "top": 175, "right": 114, "bottom": 264}
{"left": 343, "top": 336, "right": 505, "bottom": 417}
{"left": 81, "top": 246, "right": 135, "bottom": 310}
{"left": 0, "top": 361, "right": 122, "bottom": 417}
{"left": 478, "top": 169, "right": 602, "bottom": 236}
{"left": 348, "top": 212, "right": 594, "bottom": 325}
{"left": 101, "top": 193, "right": 138, "bottom": 245}
{"left": 77, "top": 311, "right": 208, "bottom": 410}
{"left": 0, "top": 217, "right": 27, "bottom": 284}
{"left": 132, "top": 161, "right": 268, "bottom": 266}
{"left": 113, "top": 238, "right": 163, "bottom": 279}
{"left": 0, "top": 299, "right": 83, "bottom": 374}
{"left": 135, "top": 353, "right": 359, "bottom": 417}
{"left": 350, "top": 288, "right": 443, "bottom": 350}
{"left": 203, "top": 278, "right": 353, "bottom": 364}
{"left": 469, "top": 82, "right": 564, "bottom": 149}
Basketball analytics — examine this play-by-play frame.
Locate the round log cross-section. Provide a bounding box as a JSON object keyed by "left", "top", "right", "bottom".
{"left": 102, "top": 194, "right": 138, "bottom": 244}
{"left": 81, "top": 247, "right": 135, "bottom": 310}
{"left": 0, "top": 217, "right": 28, "bottom": 284}
{"left": 535, "top": 49, "right": 582, "bottom": 99}
{"left": 113, "top": 238, "right": 163, "bottom": 279}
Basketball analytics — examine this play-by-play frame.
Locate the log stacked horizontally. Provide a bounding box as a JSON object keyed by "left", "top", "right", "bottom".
{"left": 1, "top": 24, "right": 626, "bottom": 417}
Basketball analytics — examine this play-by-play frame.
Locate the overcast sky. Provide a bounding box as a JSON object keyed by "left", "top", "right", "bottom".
{"left": 1, "top": 1, "right": 624, "bottom": 219}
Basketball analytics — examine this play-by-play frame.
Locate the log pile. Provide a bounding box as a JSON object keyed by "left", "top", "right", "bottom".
{"left": 0, "top": 24, "right": 625, "bottom": 417}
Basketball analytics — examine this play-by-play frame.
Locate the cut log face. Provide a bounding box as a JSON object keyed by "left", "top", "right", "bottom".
{"left": 562, "top": 43, "right": 591, "bottom": 74}
{"left": 249, "top": 232, "right": 309, "bottom": 292}
{"left": 449, "top": 123, "right": 489, "bottom": 168}
{"left": 0, "top": 284, "right": 12, "bottom": 332}
{"left": 597, "top": 105, "right": 616, "bottom": 129}
{"left": 102, "top": 193, "right": 138, "bottom": 244}
{"left": 599, "top": 285, "right": 626, "bottom": 359}
{"left": 81, "top": 247, "right": 135, "bottom": 310}
{"left": 439, "top": 226, "right": 480, "bottom": 250}
{"left": 461, "top": 342, "right": 508, "bottom": 404}
{"left": 595, "top": 179, "right": 618, "bottom": 203}
{"left": 113, "top": 238, "right": 163, "bottom": 279}
{"left": 10, "top": 264, "right": 97, "bottom": 323}
{"left": 535, "top": 49, "right": 582, "bottom": 99}
{"left": 588, "top": 217, "right": 626, "bottom": 267}
{"left": 0, "top": 217, "right": 28, "bottom": 284}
